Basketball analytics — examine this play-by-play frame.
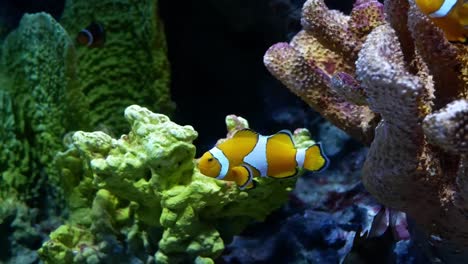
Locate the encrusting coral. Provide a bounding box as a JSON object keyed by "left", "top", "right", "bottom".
{"left": 60, "top": 0, "right": 174, "bottom": 134}
{"left": 0, "top": 0, "right": 173, "bottom": 262}
{"left": 0, "top": 0, "right": 174, "bottom": 200}
{"left": 0, "top": 13, "right": 87, "bottom": 263}
{"left": 264, "top": 0, "right": 468, "bottom": 260}
{"left": 39, "top": 105, "right": 314, "bottom": 264}
{"left": 0, "top": 12, "right": 88, "bottom": 201}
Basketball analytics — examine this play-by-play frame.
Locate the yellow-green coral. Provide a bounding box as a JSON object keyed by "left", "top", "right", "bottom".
{"left": 0, "top": 13, "right": 90, "bottom": 263}
{"left": 0, "top": 1, "right": 173, "bottom": 261}
{"left": 40, "top": 105, "right": 314, "bottom": 263}
{"left": 38, "top": 225, "right": 94, "bottom": 264}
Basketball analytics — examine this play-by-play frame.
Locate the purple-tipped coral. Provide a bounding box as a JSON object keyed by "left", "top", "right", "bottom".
{"left": 264, "top": 0, "right": 384, "bottom": 144}
{"left": 265, "top": 0, "right": 468, "bottom": 260}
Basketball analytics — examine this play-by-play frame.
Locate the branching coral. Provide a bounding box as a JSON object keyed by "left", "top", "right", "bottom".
{"left": 264, "top": 0, "right": 384, "bottom": 144}
{"left": 264, "top": 0, "right": 468, "bottom": 259}
{"left": 39, "top": 105, "right": 314, "bottom": 264}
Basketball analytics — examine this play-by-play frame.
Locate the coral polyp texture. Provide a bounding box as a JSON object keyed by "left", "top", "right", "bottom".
{"left": 60, "top": 0, "right": 174, "bottom": 133}
{"left": 0, "top": 12, "right": 88, "bottom": 263}
{"left": 38, "top": 105, "right": 308, "bottom": 264}
{"left": 264, "top": 0, "right": 384, "bottom": 144}
{"left": 0, "top": 0, "right": 173, "bottom": 262}
{"left": 265, "top": 0, "right": 468, "bottom": 260}
{"left": 1, "top": 12, "right": 87, "bottom": 201}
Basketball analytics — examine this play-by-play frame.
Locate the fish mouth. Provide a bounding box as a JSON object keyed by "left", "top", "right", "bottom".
{"left": 196, "top": 164, "right": 214, "bottom": 177}
{"left": 195, "top": 159, "right": 206, "bottom": 169}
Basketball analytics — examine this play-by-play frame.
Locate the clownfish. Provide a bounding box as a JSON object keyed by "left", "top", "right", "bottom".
{"left": 76, "top": 22, "right": 105, "bottom": 47}
{"left": 197, "top": 129, "right": 329, "bottom": 190}
{"left": 415, "top": 0, "right": 468, "bottom": 42}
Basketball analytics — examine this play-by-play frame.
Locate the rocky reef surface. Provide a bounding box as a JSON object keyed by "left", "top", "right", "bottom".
{"left": 3, "top": 0, "right": 464, "bottom": 263}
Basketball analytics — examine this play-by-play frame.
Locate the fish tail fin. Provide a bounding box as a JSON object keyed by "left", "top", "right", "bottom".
{"left": 303, "top": 143, "right": 329, "bottom": 172}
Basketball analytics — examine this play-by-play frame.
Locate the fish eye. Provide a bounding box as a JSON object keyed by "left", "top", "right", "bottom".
{"left": 208, "top": 158, "right": 213, "bottom": 162}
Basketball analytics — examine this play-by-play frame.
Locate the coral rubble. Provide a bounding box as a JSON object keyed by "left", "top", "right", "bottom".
{"left": 265, "top": 0, "right": 468, "bottom": 260}
{"left": 39, "top": 105, "right": 308, "bottom": 264}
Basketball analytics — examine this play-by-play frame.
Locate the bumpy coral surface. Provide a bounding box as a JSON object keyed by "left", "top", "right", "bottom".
{"left": 264, "top": 0, "right": 384, "bottom": 144}
{"left": 60, "top": 0, "right": 174, "bottom": 133}
{"left": 265, "top": 0, "right": 468, "bottom": 260}
{"left": 0, "top": 1, "right": 173, "bottom": 262}
{"left": 0, "top": 12, "right": 88, "bottom": 201}
{"left": 0, "top": 13, "right": 89, "bottom": 263}
{"left": 0, "top": 0, "right": 174, "bottom": 198}
{"left": 39, "top": 105, "right": 310, "bottom": 264}
{"left": 423, "top": 99, "right": 468, "bottom": 154}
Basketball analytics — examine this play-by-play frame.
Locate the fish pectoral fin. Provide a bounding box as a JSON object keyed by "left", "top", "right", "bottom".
{"left": 231, "top": 165, "right": 254, "bottom": 189}
{"left": 232, "top": 128, "right": 258, "bottom": 139}
{"left": 243, "top": 180, "right": 256, "bottom": 190}
{"left": 269, "top": 130, "right": 295, "bottom": 148}
{"left": 268, "top": 168, "right": 298, "bottom": 179}
{"left": 303, "top": 143, "right": 329, "bottom": 172}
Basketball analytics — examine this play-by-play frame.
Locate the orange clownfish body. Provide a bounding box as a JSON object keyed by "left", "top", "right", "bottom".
{"left": 197, "top": 129, "right": 329, "bottom": 190}
{"left": 415, "top": 0, "right": 468, "bottom": 42}
{"left": 76, "top": 22, "right": 106, "bottom": 48}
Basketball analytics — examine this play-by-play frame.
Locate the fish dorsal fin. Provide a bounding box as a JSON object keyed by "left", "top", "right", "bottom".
{"left": 269, "top": 129, "right": 295, "bottom": 148}
{"left": 232, "top": 128, "right": 258, "bottom": 139}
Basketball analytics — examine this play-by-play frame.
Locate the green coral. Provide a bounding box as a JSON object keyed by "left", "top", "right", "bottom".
{"left": 59, "top": 0, "right": 174, "bottom": 133}
{"left": 0, "top": 90, "right": 25, "bottom": 193}
{"left": 0, "top": 12, "right": 87, "bottom": 200}
{"left": 0, "top": 0, "right": 173, "bottom": 201}
{"left": 0, "top": 196, "right": 44, "bottom": 263}
{"left": 39, "top": 105, "right": 314, "bottom": 263}
{"left": 0, "top": 0, "right": 173, "bottom": 262}
{"left": 0, "top": 13, "right": 87, "bottom": 263}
